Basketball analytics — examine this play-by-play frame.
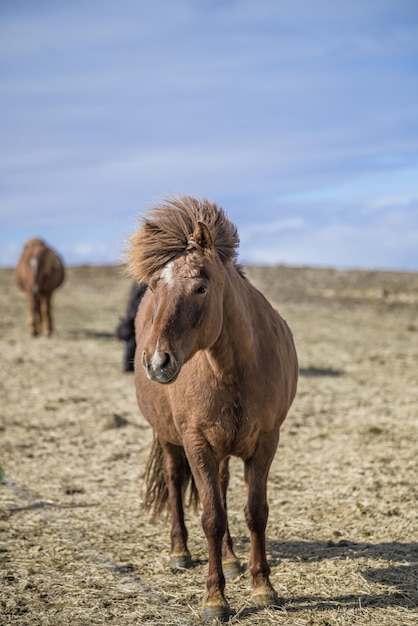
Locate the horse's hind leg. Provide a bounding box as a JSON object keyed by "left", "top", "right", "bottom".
{"left": 219, "top": 457, "right": 241, "bottom": 579}
{"left": 244, "top": 433, "right": 282, "bottom": 607}
{"left": 162, "top": 442, "right": 192, "bottom": 569}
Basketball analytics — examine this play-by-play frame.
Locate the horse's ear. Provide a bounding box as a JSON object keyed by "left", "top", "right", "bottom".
{"left": 193, "top": 221, "right": 214, "bottom": 252}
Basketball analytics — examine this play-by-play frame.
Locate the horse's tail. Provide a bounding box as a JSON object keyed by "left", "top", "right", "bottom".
{"left": 144, "top": 436, "right": 199, "bottom": 519}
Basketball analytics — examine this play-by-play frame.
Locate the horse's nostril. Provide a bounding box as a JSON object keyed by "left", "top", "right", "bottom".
{"left": 161, "top": 352, "right": 171, "bottom": 371}
{"left": 142, "top": 350, "right": 148, "bottom": 369}
{"left": 143, "top": 348, "right": 178, "bottom": 382}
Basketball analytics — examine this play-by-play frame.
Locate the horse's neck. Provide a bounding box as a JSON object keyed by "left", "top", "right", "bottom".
{"left": 208, "top": 267, "right": 255, "bottom": 377}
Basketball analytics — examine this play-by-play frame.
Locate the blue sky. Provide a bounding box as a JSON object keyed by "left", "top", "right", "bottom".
{"left": 1, "top": 0, "right": 418, "bottom": 270}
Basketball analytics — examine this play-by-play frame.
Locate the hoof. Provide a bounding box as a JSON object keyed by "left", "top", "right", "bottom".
{"left": 251, "top": 582, "right": 283, "bottom": 607}
{"left": 222, "top": 557, "right": 242, "bottom": 580}
{"left": 202, "top": 602, "right": 230, "bottom": 623}
{"left": 170, "top": 551, "right": 192, "bottom": 570}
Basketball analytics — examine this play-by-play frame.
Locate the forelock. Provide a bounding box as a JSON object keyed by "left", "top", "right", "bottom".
{"left": 126, "top": 195, "right": 239, "bottom": 283}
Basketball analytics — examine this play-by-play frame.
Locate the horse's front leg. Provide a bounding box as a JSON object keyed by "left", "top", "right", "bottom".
{"left": 184, "top": 439, "right": 230, "bottom": 622}
{"left": 162, "top": 442, "right": 192, "bottom": 569}
{"left": 26, "top": 292, "right": 40, "bottom": 336}
{"left": 40, "top": 294, "right": 53, "bottom": 336}
{"left": 244, "top": 432, "right": 281, "bottom": 607}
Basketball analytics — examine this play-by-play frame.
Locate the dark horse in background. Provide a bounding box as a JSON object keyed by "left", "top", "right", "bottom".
{"left": 127, "top": 195, "right": 298, "bottom": 621}
{"left": 116, "top": 281, "right": 147, "bottom": 371}
{"left": 15, "top": 237, "right": 65, "bottom": 336}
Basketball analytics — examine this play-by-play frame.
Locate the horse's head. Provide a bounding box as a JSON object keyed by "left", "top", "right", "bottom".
{"left": 141, "top": 222, "right": 226, "bottom": 384}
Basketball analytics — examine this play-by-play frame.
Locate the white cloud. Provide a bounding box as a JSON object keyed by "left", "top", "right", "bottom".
{"left": 240, "top": 200, "right": 418, "bottom": 270}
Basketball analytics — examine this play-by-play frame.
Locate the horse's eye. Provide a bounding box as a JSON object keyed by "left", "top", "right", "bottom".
{"left": 194, "top": 285, "right": 207, "bottom": 295}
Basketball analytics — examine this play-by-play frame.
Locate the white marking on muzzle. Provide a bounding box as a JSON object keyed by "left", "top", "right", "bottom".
{"left": 150, "top": 339, "right": 164, "bottom": 371}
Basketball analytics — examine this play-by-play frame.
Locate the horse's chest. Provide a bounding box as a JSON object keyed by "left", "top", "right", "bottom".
{"left": 204, "top": 400, "right": 260, "bottom": 459}
{"left": 171, "top": 377, "right": 267, "bottom": 458}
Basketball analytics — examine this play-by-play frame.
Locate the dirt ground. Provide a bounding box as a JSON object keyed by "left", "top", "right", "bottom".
{"left": 1, "top": 263, "right": 417, "bottom": 625}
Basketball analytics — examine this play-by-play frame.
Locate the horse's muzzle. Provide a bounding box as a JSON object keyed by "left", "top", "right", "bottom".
{"left": 142, "top": 349, "right": 181, "bottom": 384}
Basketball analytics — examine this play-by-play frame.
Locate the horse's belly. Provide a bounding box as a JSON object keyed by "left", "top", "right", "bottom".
{"left": 231, "top": 427, "right": 260, "bottom": 459}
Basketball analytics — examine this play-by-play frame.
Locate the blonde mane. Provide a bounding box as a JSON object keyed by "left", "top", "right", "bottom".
{"left": 127, "top": 195, "right": 240, "bottom": 283}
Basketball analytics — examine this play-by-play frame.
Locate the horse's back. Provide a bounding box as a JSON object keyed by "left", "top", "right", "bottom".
{"left": 40, "top": 248, "right": 65, "bottom": 293}
{"left": 227, "top": 273, "right": 298, "bottom": 419}
{"left": 255, "top": 290, "right": 298, "bottom": 413}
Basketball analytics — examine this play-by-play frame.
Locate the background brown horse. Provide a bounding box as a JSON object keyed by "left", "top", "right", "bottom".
{"left": 15, "top": 237, "right": 65, "bottom": 336}
{"left": 127, "top": 195, "right": 298, "bottom": 621}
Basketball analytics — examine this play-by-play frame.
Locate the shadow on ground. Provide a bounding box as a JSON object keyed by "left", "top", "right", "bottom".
{"left": 228, "top": 537, "right": 418, "bottom": 618}
{"left": 299, "top": 367, "right": 344, "bottom": 377}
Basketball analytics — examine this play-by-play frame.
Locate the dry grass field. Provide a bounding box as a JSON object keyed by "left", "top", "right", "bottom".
{"left": 1, "top": 263, "right": 417, "bottom": 625}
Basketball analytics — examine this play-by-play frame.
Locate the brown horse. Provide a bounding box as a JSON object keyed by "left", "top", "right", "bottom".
{"left": 127, "top": 196, "right": 298, "bottom": 621}
{"left": 15, "top": 237, "right": 65, "bottom": 336}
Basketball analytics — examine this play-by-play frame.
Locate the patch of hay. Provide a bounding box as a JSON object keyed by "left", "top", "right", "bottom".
{"left": 1, "top": 265, "right": 417, "bottom": 625}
